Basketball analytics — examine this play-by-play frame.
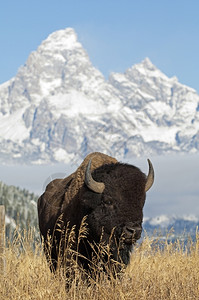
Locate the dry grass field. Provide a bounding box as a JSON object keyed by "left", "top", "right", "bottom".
{"left": 1, "top": 228, "right": 199, "bottom": 300}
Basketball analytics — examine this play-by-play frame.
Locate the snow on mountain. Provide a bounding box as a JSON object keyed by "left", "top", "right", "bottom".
{"left": 109, "top": 58, "right": 199, "bottom": 151}
{"left": 0, "top": 28, "right": 199, "bottom": 164}
{"left": 144, "top": 214, "right": 172, "bottom": 227}
{"left": 143, "top": 214, "right": 199, "bottom": 239}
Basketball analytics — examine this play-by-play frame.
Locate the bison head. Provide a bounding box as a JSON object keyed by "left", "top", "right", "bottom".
{"left": 81, "top": 159, "right": 154, "bottom": 265}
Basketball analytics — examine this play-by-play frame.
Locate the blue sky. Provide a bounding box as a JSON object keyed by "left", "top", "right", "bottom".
{"left": 1, "top": 0, "right": 199, "bottom": 92}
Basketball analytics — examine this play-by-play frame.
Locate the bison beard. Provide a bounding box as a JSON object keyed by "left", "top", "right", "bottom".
{"left": 37, "top": 152, "right": 154, "bottom": 276}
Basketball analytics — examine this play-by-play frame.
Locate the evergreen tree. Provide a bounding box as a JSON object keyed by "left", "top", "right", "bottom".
{"left": 0, "top": 181, "right": 39, "bottom": 239}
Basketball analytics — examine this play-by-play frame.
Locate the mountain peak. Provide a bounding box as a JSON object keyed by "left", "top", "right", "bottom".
{"left": 134, "top": 57, "right": 160, "bottom": 73}
{"left": 141, "top": 57, "right": 156, "bottom": 69}
{"left": 125, "top": 57, "right": 169, "bottom": 82}
{"left": 38, "top": 27, "right": 82, "bottom": 52}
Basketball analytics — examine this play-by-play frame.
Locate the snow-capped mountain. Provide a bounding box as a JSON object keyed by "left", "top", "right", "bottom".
{"left": 0, "top": 27, "right": 199, "bottom": 164}
{"left": 143, "top": 214, "right": 199, "bottom": 239}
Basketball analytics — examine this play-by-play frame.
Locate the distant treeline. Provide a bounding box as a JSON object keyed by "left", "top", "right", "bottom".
{"left": 0, "top": 181, "right": 39, "bottom": 238}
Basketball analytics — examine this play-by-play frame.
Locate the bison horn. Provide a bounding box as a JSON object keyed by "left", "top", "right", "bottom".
{"left": 145, "top": 159, "right": 154, "bottom": 192}
{"left": 85, "top": 160, "right": 105, "bottom": 194}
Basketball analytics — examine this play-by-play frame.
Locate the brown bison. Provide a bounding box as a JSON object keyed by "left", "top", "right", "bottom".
{"left": 37, "top": 152, "right": 154, "bottom": 272}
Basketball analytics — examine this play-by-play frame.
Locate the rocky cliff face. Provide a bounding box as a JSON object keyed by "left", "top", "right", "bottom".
{"left": 0, "top": 28, "right": 199, "bottom": 164}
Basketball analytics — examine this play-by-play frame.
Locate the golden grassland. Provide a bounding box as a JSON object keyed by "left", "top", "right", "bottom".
{"left": 1, "top": 229, "right": 199, "bottom": 300}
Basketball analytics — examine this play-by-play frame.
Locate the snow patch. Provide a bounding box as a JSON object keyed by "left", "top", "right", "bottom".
{"left": 47, "top": 90, "right": 107, "bottom": 118}
{"left": 0, "top": 107, "right": 30, "bottom": 142}
{"left": 149, "top": 215, "right": 171, "bottom": 227}
{"left": 182, "top": 215, "right": 199, "bottom": 222}
{"left": 54, "top": 148, "right": 72, "bottom": 163}
{"left": 5, "top": 215, "right": 16, "bottom": 228}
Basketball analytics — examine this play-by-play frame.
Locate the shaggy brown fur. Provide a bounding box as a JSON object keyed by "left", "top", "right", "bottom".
{"left": 38, "top": 152, "right": 151, "bottom": 272}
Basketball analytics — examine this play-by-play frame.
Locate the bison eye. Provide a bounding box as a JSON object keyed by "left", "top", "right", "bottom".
{"left": 103, "top": 197, "right": 113, "bottom": 206}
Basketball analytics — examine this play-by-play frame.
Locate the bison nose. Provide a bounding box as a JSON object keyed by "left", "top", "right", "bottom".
{"left": 123, "top": 223, "right": 142, "bottom": 244}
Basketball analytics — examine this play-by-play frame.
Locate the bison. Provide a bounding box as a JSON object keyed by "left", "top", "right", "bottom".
{"left": 38, "top": 152, "right": 154, "bottom": 273}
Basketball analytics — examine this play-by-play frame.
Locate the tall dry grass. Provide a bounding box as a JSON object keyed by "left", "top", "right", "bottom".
{"left": 1, "top": 228, "right": 199, "bottom": 300}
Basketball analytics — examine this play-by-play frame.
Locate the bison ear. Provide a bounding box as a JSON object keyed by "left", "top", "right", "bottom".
{"left": 84, "top": 160, "right": 105, "bottom": 194}
{"left": 145, "top": 159, "right": 154, "bottom": 192}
